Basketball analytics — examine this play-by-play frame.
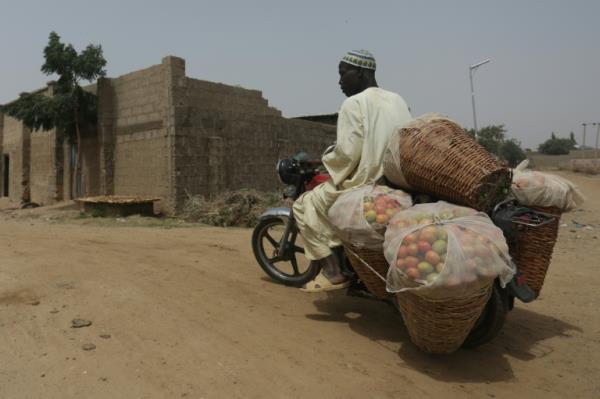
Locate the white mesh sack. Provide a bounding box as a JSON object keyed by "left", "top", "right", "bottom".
{"left": 384, "top": 201, "right": 515, "bottom": 296}
{"left": 329, "top": 184, "right": 412, "bottom": 249}
{"left": 511, "top": 160, "right": 585, "bottom": 211}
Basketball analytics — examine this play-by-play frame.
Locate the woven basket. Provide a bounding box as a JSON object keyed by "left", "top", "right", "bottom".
{"left": 344, "top": 244, "right": 393, "bottom": 300}
{"left": 396, "top": 117, "right": 511, "bottom": 213}
{"left": 396, "top": 282, "right": 493, "bottom": 354}
{"left": 509, "top": 206, "right": 561, "bottom": 297}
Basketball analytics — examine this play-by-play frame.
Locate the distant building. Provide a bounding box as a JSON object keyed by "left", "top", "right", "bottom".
{"left": 0, "top": 56, "right": 335, "bottom": 214}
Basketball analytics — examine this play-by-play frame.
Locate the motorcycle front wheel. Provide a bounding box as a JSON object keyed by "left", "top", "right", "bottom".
{"left": 252, "top": 216, "right": 321, "bottom": 286}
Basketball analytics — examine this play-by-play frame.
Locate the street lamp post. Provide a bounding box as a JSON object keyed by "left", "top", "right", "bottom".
{"left": 582, "top": 123, "right": 587, "bottom": 156}
{"left": 469, "top": 58, "right": 491, "bottom": 139}
{"left": 595, "top": 122, "right": 600, "bottom": 158}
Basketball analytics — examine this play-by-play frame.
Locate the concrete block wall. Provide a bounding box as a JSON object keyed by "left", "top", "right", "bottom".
{"left": 27, "top": 84, "right": 62, "bottom": 204}
{"left": 183, "top": 78, "right": 281, "bottom": 117}
{"left": 80, "top": 133, "right": 100, "bottom": 197}
{"left": 527, "top": 150, "right": 599, "bottom": 169}
{"left": 3, "top": 84, "right": 64, "bottom": 204}
{"left": 29, "top": 129, "right": 58, "bottom": 204}
{"left": 218, "top": 115, "right": 335, "bottom": 193}
{"left": 113, "top": 130, "right": 169, "bottom": 198}
{"left": 1, "top": 56, "right": 336, "bottom": 214}
{"left": 97, "top": 59, "right": 173, "bottom": 212}
{"left": 170, "top": 71, "right": 336, "bottom": 212}
{"left": 1, "top": 116, "right": 29, "bottom": 203}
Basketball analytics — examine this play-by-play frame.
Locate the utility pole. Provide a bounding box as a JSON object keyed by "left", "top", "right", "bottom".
{"left": 595, "top": 122, "right": 600, "bottom": 158}
{"left": 469, "top": 59, "right": 490, "bottom": 139}
{"left": 582, "top": 123, "right": 587, "bottom": 157}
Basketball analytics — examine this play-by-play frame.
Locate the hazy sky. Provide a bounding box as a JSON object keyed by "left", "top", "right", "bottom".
{"left": 1, "top": 0, "right": 599, "bottom": 149}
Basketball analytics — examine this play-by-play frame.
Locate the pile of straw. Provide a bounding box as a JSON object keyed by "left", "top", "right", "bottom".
{"left": 182, "top": 189, "right": 286, "bottom": 227}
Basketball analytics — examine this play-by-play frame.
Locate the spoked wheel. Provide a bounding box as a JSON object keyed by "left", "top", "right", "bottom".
{"left": 252, "top": 216, "right": 321, "bottom": 286}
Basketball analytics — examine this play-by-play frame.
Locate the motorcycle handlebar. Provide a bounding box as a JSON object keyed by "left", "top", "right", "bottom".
{"left": 299, "top": 159, "right": 322, "bottom": 167}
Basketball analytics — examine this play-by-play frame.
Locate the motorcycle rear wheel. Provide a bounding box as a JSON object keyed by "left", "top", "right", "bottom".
{"left": 252, "top": 216, "right": 321, "bottom": 286}
{"left": 462, "top": 280, "right": 509, "bottom": 348}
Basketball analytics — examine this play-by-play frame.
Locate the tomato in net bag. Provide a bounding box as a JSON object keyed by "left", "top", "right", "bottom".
{"left": 329, "top": 184, "right": 413, "bottom": 248}
{"left": 384, "top": 201, "right": 515, "bottom": 295}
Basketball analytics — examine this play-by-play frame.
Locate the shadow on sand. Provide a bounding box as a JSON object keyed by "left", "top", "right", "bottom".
{"left": 306, "top": 294, "right": 581, "bottom": 383}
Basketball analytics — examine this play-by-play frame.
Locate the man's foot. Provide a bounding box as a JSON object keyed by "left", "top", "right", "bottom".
{"left": 299, "top": 271, "right": 350, "bottom": 293}
{"left": 320, "top": 253, "right": 346, "bottom": 284}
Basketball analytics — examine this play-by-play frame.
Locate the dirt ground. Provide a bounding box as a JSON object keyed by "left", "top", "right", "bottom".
{"left": 1, "top": 171, "right": 599, "bottom": 399}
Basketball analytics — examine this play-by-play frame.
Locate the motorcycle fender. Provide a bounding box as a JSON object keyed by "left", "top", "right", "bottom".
{"left": 259, "top": 207, "right": 292, "bottom": 221}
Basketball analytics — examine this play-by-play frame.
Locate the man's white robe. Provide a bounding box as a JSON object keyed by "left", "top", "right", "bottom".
{"left": 293, "top": 87, "right": 412, "bottom": 260}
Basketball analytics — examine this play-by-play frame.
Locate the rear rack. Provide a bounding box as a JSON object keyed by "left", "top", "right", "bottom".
{"left": 493, "top": 199, "right": 558, "bottom": 228}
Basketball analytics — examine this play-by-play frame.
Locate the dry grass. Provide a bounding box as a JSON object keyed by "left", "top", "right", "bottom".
{"left": 182, "top": 189, "right": 287, "bottom": 227}
{"left": 2, "top": 191, "right": 290, "bottom": 229}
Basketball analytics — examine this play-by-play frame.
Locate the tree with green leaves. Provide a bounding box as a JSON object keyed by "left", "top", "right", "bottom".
{"left": 498, "top": 138, "right": 526, "bottom": 167}
{"left": 465, "top": 124, "right": 526, "bottom": 167}
{"left": 474, "top": 125, "right": 507, "bottom": 155}
{"left": 538, "top": 133, "right": 576, "bottom": 155}
{"left": 569, "top": 131, "right": 577, "bottom": 147}
{"left": 0, "top": 31, "right": 106, "bottom": 198}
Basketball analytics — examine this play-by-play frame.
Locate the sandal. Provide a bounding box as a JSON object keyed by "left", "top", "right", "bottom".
{"left": 299, "top": 272, "right": 350, "bottom": 293}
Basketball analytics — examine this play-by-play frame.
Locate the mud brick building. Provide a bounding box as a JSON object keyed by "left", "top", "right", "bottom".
{"left": 0, "top": 56, "right": 336, "bottom": 214}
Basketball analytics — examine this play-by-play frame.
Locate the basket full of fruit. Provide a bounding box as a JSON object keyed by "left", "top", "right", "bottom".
{"left": 508, "top": 165, "right": 584, "bottom": 297}
{"left": 383, "top": 201, "right": 515, "bottom": 354}
{"left": 329, "top": 184, "right": 412, "bottom": 299}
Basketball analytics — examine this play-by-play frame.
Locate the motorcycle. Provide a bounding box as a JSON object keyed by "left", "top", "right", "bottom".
{"left": 252, "top": 154, "right": 550, "bottom": 348}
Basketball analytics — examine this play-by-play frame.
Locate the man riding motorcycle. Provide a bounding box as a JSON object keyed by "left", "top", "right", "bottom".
{"left": 293, "top": 50, "right": 412, "bottom": 292}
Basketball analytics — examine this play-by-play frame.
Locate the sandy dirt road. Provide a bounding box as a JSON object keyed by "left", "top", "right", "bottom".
{"left": 0, "top": 171, "right": 599, "bottom": 399}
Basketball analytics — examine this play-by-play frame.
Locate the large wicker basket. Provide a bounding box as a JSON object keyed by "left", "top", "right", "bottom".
{"left": 396, "top": 282, "right": 493, "bottom": 354}
{"left": 388, "top": 116, "right": 511, "bottom": 213}
{"left": 344, "top": 244, "right": 393, "bottom": 300}
{"left": 509, "top": 206, "right": 561, "bottom": 297}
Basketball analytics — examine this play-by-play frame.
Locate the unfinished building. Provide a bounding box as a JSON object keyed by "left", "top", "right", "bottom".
{"left": 0, "top": 56, "right": 336, "bottom": 214}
